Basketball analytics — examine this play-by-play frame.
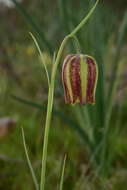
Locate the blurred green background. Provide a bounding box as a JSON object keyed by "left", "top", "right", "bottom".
{"left": 0, "top": 0, "right": 127, "bottom": 189}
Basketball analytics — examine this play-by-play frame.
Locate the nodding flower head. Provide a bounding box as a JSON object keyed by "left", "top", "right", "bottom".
{"left": 62, "top": 54, "right": 98, "bottom": 105}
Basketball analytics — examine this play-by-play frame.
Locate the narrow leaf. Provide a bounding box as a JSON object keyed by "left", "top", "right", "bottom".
{"left": 21, "top": 127, "right": 39, "bottom": 190}
{"left": 29, "top": 32, "right": 50, "bottom": 87}
{"left": 11, "top": 0, "right": 53, "bottom": 53}
{"left": 11, "top": 95, "right": 92, "bottom": 149}
{"left": 59, "top": 155, "right": 66, "bottom": 190}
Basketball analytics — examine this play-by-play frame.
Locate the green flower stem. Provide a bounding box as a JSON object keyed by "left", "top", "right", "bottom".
{"left": 40, "top": 1, "right": 99, "bottom": 190}
{"left": 40, "top": 36, "right": 69, "bottom": 190}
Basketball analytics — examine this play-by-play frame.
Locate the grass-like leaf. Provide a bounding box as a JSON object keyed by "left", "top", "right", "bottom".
{"left": 99, "top": 10, "right": 127, "bottom": 176}
{"left": 21, "top": 127, "right": 39, "bottom": 190}
{"left": 107, "top": 10, "right": 127, "bottom": 123}
{"left": 29, "top": 32, "right": 50, "bottom": 87}
{"left": 58, "top": 0, "right": 74, "bottom": 51}
{"left": 11, "top": 0, "right": 53, "bottom": 54}
{"left": 59, "top": 155, "right": 66, "bottom": 190}
{"left": 11, "top": 94, "right": 92, "bottom": 149}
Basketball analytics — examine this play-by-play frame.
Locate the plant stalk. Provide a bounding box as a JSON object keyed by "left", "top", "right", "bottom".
{"left": 40, "top": 36, "right": 69, "bottom": 190}
{"left": 40, "top": 1, "right": 99, "bottom": 189}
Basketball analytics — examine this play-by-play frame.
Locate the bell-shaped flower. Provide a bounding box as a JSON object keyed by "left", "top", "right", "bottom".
{"left": 62, "top": 54, "right": 98, "bottom": 105}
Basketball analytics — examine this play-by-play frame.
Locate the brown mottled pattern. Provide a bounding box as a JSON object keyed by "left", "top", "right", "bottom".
{"left": 86, "top": 56, "right": 96, "bottom": 103}
{"left": 71, "top": 56, "right": 81, "bottom": 104}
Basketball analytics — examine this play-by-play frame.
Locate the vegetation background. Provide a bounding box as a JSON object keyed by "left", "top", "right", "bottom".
{"left": 0, "top": 0, "right": 127, "bottom": 189}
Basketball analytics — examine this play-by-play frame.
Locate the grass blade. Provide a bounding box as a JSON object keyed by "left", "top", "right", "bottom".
{"left": 21, "top": 127, "right": 39, "bottom": 190}
{"left": 11, "top": 95, "right": 92, "bottom": 148}
{"left": 59, "top": 155, "right": 66, "bottom": 190}
{"left": 99, "top": 11, "right": 127, "bottom": 176}
{"left": 107, "top": 10, "right": 127, "bottom": 121}
{"left": 29, "top": 32, "right": 50, "bottom": 87}
{"left": 58, "top": 0, "right": 74, "bottom": 51}
{"left": 11, "top": 0, "right": 53, "bottom": 53}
